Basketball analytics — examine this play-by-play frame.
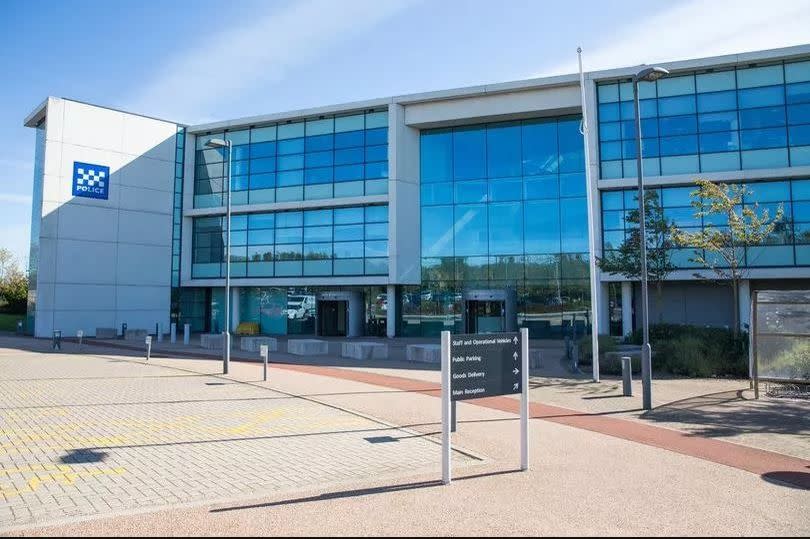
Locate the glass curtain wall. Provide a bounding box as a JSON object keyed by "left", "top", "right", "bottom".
{"left": 601, "top": 178, "right": 810, "bottom": 269}
{"left": 170, "top": 127, "right": 185, "bottom": 324}
{"left": 193, "top": 110, "right": 388, "bottom": 207}
{"left": 598, "top": 58, "right": 810, "bottom": 179}
{"left": 191, "top": 204, "right": 388, "bottom": 279}
{"left": 413, "top": 116, "right": 590, "bottom": 338}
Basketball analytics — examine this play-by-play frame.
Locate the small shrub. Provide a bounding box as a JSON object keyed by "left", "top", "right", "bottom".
{"left": 628, "top": 324, "right": 748, "bottom": 377}
{"left": 600, "top": 354, "right": 641, "bottom": 375}
{"left": 578, "top": 335, "right": 618, "bottom": 366}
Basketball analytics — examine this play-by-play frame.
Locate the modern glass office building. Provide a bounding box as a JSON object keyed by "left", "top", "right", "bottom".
{"left": 23, "top": 44, "right": 810, "bottom": 340}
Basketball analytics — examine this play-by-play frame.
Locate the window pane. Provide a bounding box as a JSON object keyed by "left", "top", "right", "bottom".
{"left": 453, "top": 126, "right": 486, "bottom": 179}
{"left": 696, "top": 70, "right": 736, "bottom": 93}
{"left": 737, "top": 64, "right": 784, "bottom": 88}
{"left": 697, "top": 90, "right": 737, "bottom": 113}
{"left": 524, "top": 200, "right": 560, "bottom": 253}
{"left": 487, "top": 122, "right": 522, "bottom": 177}
{"left": 522, "top": 119, "right": 558, "bottom": 175}
{"left": 488, "top": 203, "right": 523, "bottom": 255}
{"left": 453, "top": 204, "right": 488, "bottom": 256}
{"left": 657, "top": 74, "right": 695, "bottom": 97}
{"left": 739, "top": 106, "right": 786, "bottom": 130}
{"left": 738, "top": 86, "right": 784, "bottom": 108}
{"left": 658, "top": 95, "right": 696, "bottom": 116}
{"left": 740, "top": 128, "right": 788, "bottom": 150}
{"left": 334, "top": 207, "right": 364, "bottom": 224}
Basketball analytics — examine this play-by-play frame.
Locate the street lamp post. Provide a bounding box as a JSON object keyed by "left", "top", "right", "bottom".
{"left": 632, "top": 66, "right": 669, "bottom": 411}
{"left": 206, "top": 138, "right": 233, "bottom": 375}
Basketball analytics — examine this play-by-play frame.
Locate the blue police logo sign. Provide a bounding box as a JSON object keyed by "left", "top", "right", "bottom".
{"left": 72, "top": 162, "right": 110, "bottom": 200}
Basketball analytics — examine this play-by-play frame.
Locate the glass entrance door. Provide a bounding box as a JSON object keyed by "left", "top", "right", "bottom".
{"left": 465, "top": 300, "right": 505, "bottom": 334}
{"left": 318, "top": 300, "right": 348, "bottom": 337}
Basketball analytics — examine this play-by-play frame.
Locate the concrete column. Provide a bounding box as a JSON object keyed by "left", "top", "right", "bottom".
{"left": 621, "top": 281, "right": 633, "bottom": 338}
{"left": 739, "top": 279, "right": 751, "bottom": 332}
{"left": 386, "top": 284, "right": 396, "bottom": 338}
{"left": 231, "top": 287, "right": 240, "bottom": 332}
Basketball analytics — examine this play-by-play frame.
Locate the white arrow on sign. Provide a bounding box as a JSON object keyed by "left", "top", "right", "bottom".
{"left": 513, "top": 368, "right": 519, "bottom": 375}
{"left": 513, "top": 351, "right": 518, "bottom": 360}
{"left": 513, "top": 336, "right": 519, "bottom": 345}
{"left": 513, "top": 382, "right": 519, "bottom": 391}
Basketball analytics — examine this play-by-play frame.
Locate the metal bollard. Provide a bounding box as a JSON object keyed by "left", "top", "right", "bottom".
{"left": 145, "top": 335, "right": 152, "bottom": 361}
{"left": 52, "top": 330, "right": 62, "bottom": 351}
{"left": 170, "top": 322, "right": 177, "bottom": 344}
{"left": 260, "top": 344, "right": 269, "bottom": 382}
{"left": 16, "top": 320, "right": 23, "bottom": 335}
{"left": 77, "top": 330, "right": 84, "bottom": 347}
{"left": 621, "top": 356, "right": 633, "bottom": 397}
{"left": 183, "top": 323, "right": 190, "bottom": 345}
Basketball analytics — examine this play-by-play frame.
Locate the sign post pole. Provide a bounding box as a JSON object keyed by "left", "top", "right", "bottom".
{"left": 441, "top": 330, "right": 451, "bottom": 485}
{"left": 520, "top": 327, "right": 529, "bottom": 471}
{"left": 145, "top": 335, "right": 152, "bottom": 361}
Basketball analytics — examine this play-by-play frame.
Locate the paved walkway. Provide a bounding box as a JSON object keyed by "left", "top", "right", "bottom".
{"left": 85, "top": 335, "right": 810, "bottom": 485}
{"left": 0, "top": 339, "right": 477, "bottom": 532}
{"left": 1, "top": 335, "right": 808, "bottom": 535}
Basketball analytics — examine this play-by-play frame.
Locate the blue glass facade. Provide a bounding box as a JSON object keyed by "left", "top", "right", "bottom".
{"left": 601, "top": 178, "right": 810, "bottom": 268}
{"left": 193, "top": 110, "right": 388, "bottom": 208}
{"left": 191, "top": 204, "right": 388, "bottom": 279}
{"left": 598, "top": 59, "right": 810, "bottom": 179}
{"left": 26, "top": 121, "right": 46, "bottom": 334}
{"left": 411, "top": 117, "right": 591, "bottom": 338}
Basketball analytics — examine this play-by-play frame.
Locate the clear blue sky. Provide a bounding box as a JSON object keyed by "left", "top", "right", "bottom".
{"left": 2, "top": 0, "right": 809, "bottom": 263}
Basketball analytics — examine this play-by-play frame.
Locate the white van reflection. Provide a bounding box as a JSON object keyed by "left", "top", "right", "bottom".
{"left": 286, "top": 295, "right": 315, "bottom": 320}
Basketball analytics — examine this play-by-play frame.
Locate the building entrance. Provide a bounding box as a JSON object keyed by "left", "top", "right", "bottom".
{"left": 316, "top": 291, "right": 364, "bottom": 337}
{"left": 465, "top": 300, "right": 506, "bottom": 333}
{"left": 318, "top": 300, "right": 348, "bottom": 337}
{"left": 462, "top": 289, "right": 518, "bottom": 334}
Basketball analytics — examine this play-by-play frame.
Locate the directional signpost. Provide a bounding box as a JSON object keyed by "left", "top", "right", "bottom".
{"left": 441, "top": 328, "right": 529, "bottom": 484}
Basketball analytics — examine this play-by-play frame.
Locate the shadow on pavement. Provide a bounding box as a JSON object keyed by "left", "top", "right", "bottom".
{"left": 640, "top": 389, "right": 810, "bottom": 440}
{"left": 59, "top": 449, "right": 109, "bottom": 464}
{"left": 761, "top": 471, "right": 810, "bottom": 490}
{"left": 209, "top": 469, "right": 522, "bottom": 513}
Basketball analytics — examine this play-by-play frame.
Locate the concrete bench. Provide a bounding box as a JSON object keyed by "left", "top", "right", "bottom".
{"left": 200, "top": 333, "right": 232, "bottom": 350}
{"left": 124, "top": 329, "right": 148, "bottom": 341}
{"left": 341, "top": 342, "right": 388, "bottom": 360}
{"left": 406, "top": 344, "right": 441, "bottom": 364}
{"left": 287, "top": 339, "right": 329, "bottom": 356}
{"left": 95, "top": 327, "right": 117, "bottom": 339}
{"left": 240, "top": 336, "right": 278, "bottom": 353}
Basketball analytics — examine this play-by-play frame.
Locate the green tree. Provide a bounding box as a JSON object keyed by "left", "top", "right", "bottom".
{"left": 598, "top": 191, "right": 677, "bottom": 322}
{"left": 672, "top": 179, "right": 784, "bottom": 336}
{"left": 0, "top": 248, "right": 28, "bottom": 314}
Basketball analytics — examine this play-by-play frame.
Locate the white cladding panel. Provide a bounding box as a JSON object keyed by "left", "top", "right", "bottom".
{"left": 31, "top": 98, "right": 177, "bottom": 337}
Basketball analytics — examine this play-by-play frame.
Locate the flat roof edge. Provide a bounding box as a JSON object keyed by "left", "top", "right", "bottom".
{"left": 24, "top": 96, "right": 183, "bottom": 129}
{"left": 588, "top": 43, "right": 810, "bottom": 81}
{"left": 23, "top": 98, "right": 49, "bottom": 128}
{"left": 188, "top": 97, "right": 394, "bottom": 134}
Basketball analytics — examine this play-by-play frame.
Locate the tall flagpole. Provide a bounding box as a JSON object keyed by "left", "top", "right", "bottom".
{"left": 578, "top": 47, "right": 600, "bottom": 382}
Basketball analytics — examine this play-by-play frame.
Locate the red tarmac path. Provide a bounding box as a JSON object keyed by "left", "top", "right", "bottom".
{"left": 275, "top": 363, "right": 810, "bottom": 490}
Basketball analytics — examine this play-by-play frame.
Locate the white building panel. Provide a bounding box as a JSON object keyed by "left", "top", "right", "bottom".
{"left": 122, "top": 114, "right": 176, "bottom": 162}
{"left": 117, "top": 210, "right": 172, "bottom": 246}
{"left": 55, "top": 239, "right": 118, "bottom": 285}
{"left": 56, "top": 204, "right": 119, "bottom": 243}
{"left": 116, "top": 243, "right": 171, "bottom": 286}
{"left": 54, "top": 284, "right": 117, "bottom": 311}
